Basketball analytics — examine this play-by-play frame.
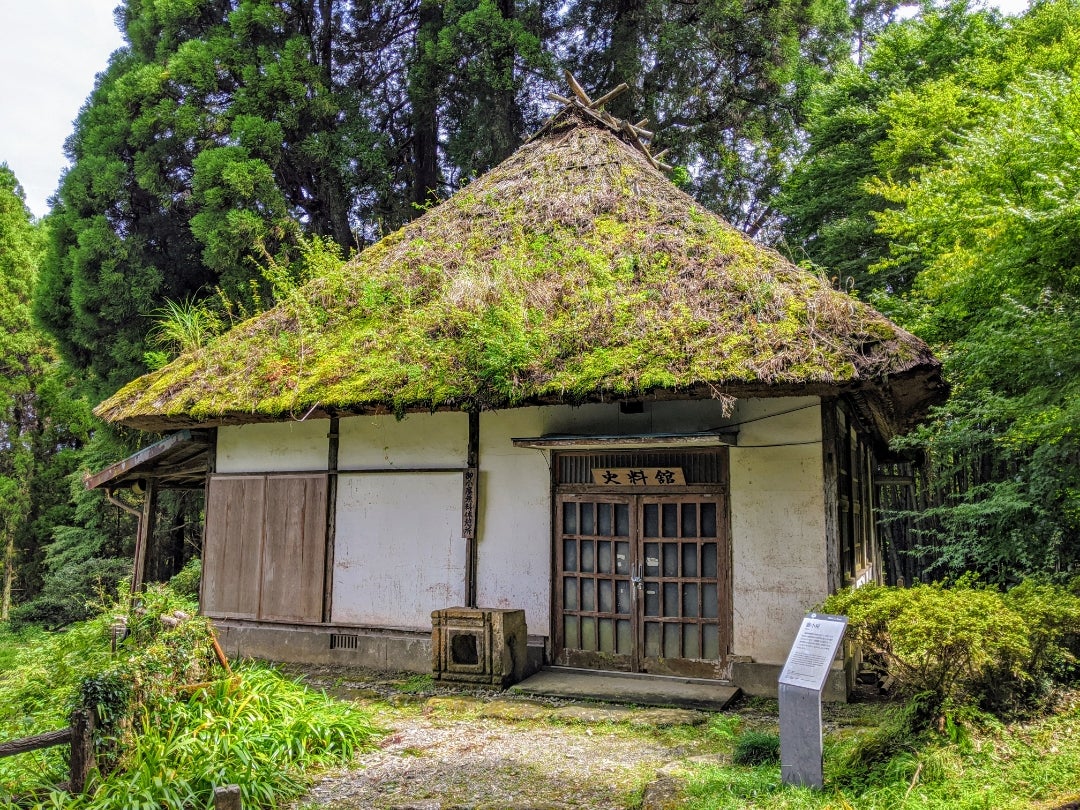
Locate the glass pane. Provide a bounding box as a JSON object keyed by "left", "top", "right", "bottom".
{"left": 643, "top": 504, "right": 659, "bottom": 537}
{"left": 597, "top": 503, "right": 612, "bottom": 536}
{"left": 616, "top": 581, "right": 631, "bottom": 614}
{"left": 700, "top": 502, "right": 717, "bottom": 537}
{"left": 615, "top": 503, "right": 630, "bottom": 536}
{"left": 663, "top": 583, "right": 679, "bottom": 617}
{"left": 664, "top": 623, "right": 680, "bottom": 658}
{"left": 581, "top": 578, "right": 595, "bottom": 612}
{"left": 644, "top": 543, "right": 660, "bottom": 576}
{"left": 563, "top": 539, "right": 577, "bottom": 573}
{"left": 563, "top": 577, "right": 578, "bottom": 610}
{"left": 599, "top": 618, "right": 615, "bottom": 653}
{"left": 644, "top": 586, "right": 659, "bottom": 616}
{"left": 663, "top": 543, "right": 679, "bottom": 577}
{"left": 703, "top": 624, "right": 719, "bottom": 659}
{"left": 581, "top": 617, "right": 596, "bottom": 651}
{"left": 702, "top": 583, "right": 718, "bottom": 618}
{"left": 662, "top": 503, "right": 678, "bottom": 537}
{"left": 598, "top": 580, "right": 613, "bottom": 613}
{"left": 683, "top": 583, "right": 699, "bottom": 618}
{"left": 683, "top": 625, "right": 700, "bottom": 659}
{"left": 581, "top": 540, "right": 594, "bottom": 573}
{"left": 597, "top": 541, "right": 612, "bottom": 574}
{"left": 702, "top": 543, "right": 717, "bottom": 578}
{"left": 581, "top": 503, "right": 595, "bottom": 535}
{"left": 682, "top": 542, "right": 699, "bottom": 578}
{"left": 562, "top": 504, "right": 577, "bottom": 535}
{"left": 564, "top": 616, "right": 579, "bottom": 650}
{"left": 681, "top": 503, "right": 697, "bottom": 538}
{"left": 615, "top": 541, "right": 630, "bottom": 575}
{"left": 617, "top": 619, "right": 631, "bottom": 654}
{"left": 644, "top": 622, "right": 661, "bottom": 658}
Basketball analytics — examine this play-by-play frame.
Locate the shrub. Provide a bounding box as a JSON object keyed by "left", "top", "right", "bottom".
{"left": 732, "top": 731, "right": 781, "bottom": 766}
{"left": 823, "top": 580, "right": 1080, "bottom": 717}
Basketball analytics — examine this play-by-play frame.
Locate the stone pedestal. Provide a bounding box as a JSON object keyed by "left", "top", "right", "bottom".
{"left": 431, "top": 607, "right": 527, "bottom": 688}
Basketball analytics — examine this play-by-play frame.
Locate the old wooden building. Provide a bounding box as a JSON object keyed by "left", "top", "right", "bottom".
{"left": 90, "top": 85, "right": 945, "bottom": 698}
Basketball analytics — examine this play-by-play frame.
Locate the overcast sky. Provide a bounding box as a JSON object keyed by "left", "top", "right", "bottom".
{"left": 0, "top": 0, "right": 1033, "bottom": 221}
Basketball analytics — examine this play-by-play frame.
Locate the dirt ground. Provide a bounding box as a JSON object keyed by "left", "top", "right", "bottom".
{"left": 286, "top": 668, "right": 754, "bottom": 810}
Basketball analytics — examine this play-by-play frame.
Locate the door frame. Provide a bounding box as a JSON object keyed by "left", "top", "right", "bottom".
{"left": 551, "top": 451, "right": 733, "bottom": 679}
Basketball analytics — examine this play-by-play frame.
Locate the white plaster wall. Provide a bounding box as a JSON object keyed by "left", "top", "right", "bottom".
{"left": 338, "top": 412, "right": 468, "bottom": 468}
{"left": 216, "top": 420, "right": 330, "bottom": 472}
{"left": 475, "top": 409, "right": 553, "bottom": 636}
{"left": 728, "top": 397, "right": 827, "bottom": 665}
{"left": 332, "top": 472, "right": 466, "bottom": 628}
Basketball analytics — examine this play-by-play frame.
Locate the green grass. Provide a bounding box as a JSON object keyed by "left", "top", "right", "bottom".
{"left": 681, "top": 701, "right": 1080, "bottom": 809}
{"left": 0, "top": 585, "right": 381, "bottom": 810}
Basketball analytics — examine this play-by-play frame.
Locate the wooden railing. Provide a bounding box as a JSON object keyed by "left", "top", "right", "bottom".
{"left": 0, "top": 709, "right": 96, "bottom": 794}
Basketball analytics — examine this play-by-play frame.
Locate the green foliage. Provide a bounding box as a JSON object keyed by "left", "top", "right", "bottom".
{"left": 167, "top": 557, "right": 201, "bottom": 599}
{"left": 732, "top": 731, "right": 781, "bottom": 766}
{"left": 823, "top": 580, "right": 1080, "bottom": 714}
{"left": 0, "top": 581, "right": 378, "bottom": 807}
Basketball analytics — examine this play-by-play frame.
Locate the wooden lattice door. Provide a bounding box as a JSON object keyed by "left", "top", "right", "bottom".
{"left": 556, "top": 491, "right": 730, "bottom": 678}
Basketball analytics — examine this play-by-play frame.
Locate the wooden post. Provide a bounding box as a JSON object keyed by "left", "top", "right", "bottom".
{"left": 214, "top": 784, "right": 242, "bottom": 810}
{"left": 465, "top": 410, "right": 480, "bottom": 608}
{"left": 68, "top": 709, "right": 96, "bottom": 794}
{"left": 323, "top": 418, "right": 339, "bottom": 623}
{"left": 131, "top": 478, "right": 158, "bottom": 593}
{"left": 821, "top": 401, "right": 842, "bottom": 594}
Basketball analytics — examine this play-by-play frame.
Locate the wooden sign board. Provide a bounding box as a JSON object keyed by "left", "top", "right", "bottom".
{"left": 591, "top": 467, "right": 686, "bottom": 486}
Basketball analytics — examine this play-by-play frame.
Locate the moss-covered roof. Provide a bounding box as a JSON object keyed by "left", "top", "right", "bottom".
{"left": 96, "top": 107, "right": 944, "bottom": 436}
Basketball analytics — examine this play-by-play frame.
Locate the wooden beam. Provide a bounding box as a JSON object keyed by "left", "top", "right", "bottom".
{"left": 0, "top": 728, "right": 70, "bottom": 758}
{"left": 564, "top": 70, "right": 593, "bottom": 106}
{"left": 68, "top": 710, "right": 96, "bottom": 795}
{"left": 465, "top": 410, "right": 480, "bottom": 608}
{"left": 589, "top": 82, "right": 628, "bottom": 110}
{"left": 323, "top": 418, "right": 339, "bottom": 623}
{"left": 547, "top": 92, "right": 574, "bottom": 106}
{"left": 131, "top": 478, "right": 157, "bottom": 593}
{"left": 821, "top": 402, "right": 842, "bottom": 594}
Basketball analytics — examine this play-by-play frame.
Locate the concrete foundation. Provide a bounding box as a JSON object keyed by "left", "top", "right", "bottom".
{"left": 731, "top": 660, "right": 849, "bottom": 703}
{"left": 213, "top": 619, "right": 546, "bottom": 677}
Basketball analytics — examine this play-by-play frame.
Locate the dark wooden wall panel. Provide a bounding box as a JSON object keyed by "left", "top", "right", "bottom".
{"left": 259, "top": 475, "right": 327, "bottom": 622}
{"left": 203, "top": 476, "right": 265, "bottom": 619}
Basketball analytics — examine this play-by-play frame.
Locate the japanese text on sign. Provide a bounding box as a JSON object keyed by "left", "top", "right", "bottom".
{"left": 591, "top": 468, "right": 686, "bottom": 486}
{"left": 778, "top": 613, "right": 847, "bottom": 691}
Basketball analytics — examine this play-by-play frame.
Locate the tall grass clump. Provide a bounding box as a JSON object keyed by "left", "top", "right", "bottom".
{"left": 0, "top": 582, "right": 379, "bottom": 809}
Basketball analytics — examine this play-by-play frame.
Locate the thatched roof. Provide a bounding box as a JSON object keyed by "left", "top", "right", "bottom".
{"left": 96, "top": 104, "right": 945, "bottom": 438}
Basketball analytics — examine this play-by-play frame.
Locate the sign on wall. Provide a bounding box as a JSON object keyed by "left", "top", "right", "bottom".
{"left": 590, "top": 467, "right": 686, "bottom": 486}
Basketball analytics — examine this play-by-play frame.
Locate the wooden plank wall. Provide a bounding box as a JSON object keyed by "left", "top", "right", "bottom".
{"left": 203, "top": 474, "right": 327, "bottom": 623}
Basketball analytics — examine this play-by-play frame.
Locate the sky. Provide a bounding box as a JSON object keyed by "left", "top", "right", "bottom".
{"left": 0, "top": 0, "right": 124, "bottom": 219}
{"left": 0, "top": 0, "right": 1034, "bottom": 221}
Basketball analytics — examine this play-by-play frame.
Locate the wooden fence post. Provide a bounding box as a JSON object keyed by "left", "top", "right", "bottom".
{"left": 68, "top": 709, "right": 96, "bottom": 794}
{"left": 214, "top": 784, "right": 242, "bottom": 810}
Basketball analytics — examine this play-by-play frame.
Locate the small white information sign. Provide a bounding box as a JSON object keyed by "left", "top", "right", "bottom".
{"left": 778, "top": 612, "right": 847, "bottom": 692}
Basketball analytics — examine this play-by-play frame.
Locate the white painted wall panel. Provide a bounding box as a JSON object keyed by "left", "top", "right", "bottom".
{"left": 475, "top": 409, "right": 553, "bottom": 636}
{"left": 332, "top": 472, "right": 466, "bottom": 629}
{"left": 728, "top": 398, "right": 827, "bottom": 665}
{"left": 216, "top": 420, "right": 329, "bottom": 472}
{"left": 338, "top": 412, "right": 467, "bottom": 468}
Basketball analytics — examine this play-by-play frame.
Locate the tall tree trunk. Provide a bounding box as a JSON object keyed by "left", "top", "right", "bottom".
{"left": 1, "top": 532, "right": 14, "bottom": 620}
{"left": 411, "top": 0, "right": 442, "bottom": 210}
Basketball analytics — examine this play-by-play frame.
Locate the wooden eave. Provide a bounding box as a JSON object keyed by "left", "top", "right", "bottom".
{"left": 84, "top": 429, "right": 213, "bottom": 491}
{"left": 512, "top": 430, "right": 739, "bottom": 451}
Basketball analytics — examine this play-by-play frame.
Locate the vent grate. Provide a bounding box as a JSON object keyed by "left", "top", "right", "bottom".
{"left": 556, "top": 449, "right": 728, "bottom": 485}
{"left": 329, "top": 633, "right": 360, "bottom": 651}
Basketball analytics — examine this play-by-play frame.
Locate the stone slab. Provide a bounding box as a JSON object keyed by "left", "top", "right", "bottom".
{"left": 511, "top": 667, "right": 740, "bottom": 712}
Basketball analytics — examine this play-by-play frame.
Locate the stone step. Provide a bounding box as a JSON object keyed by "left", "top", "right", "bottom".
{"left": 511, "top": 667, "right": 740, "bottom": 712}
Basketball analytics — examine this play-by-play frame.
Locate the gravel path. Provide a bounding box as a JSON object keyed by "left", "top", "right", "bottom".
{"left": 287, "top": 678, "right": 726, "bottom": 810}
